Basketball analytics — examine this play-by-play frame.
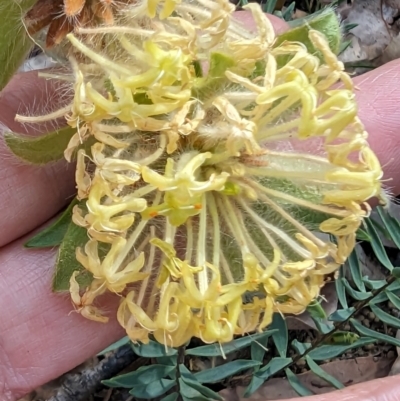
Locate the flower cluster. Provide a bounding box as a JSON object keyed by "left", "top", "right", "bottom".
{"left": 28, "top": 0, "right": 384, "bottom": 346}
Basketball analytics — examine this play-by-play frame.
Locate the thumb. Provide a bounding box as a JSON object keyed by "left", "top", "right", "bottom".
{"left": 233, "top": 10, "right": 290, "bottom": 34}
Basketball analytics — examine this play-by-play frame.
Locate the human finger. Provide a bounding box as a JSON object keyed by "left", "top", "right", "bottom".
{"left": 233, "top": 10, "right": 289, "bottom": 34}
{"left": 354, "top": 60, "right": 400, "bottom": 196}
{"left": 0, "top": 233, "right": 124, "bottom": 401}
{"left": 0, "top": 71, "right": 75, "bottom": 247}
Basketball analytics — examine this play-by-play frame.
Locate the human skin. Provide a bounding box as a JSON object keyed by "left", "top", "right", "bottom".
{"left": 1, "top": 12, "right": 400, "bottom": 401}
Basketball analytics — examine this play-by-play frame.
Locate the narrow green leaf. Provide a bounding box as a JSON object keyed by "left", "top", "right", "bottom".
{"left": 244, "top": 376, "right": 265, "bottom": 398}
{"left": 250, "top": 329, "right": 274, "bottom": 371}
{"left": 392, "top": 267, "right": 400, "bottom": 280}
{"left": 161, "top": 392, "right": 179, "bottom": 401}
{"left": 25, "top": 198, "right": 78, "bottom": 248}
{"left": 346, "top": 248, "right": 366, "bottom": 291}
{"left": 306, "top": 338, "right": 375, "bottom": 360}
{"left": 244, "top": 357, "right": 292, "bottom": 397}
{"left": 329, "top": 307, "right": 355, "bottom": 322}
{"left": 129, "top": 379, "right": 175, "bottom": 398}
{"left": 386, "top": 291, "right": 400, "bottom": 309}
{"left": 369, "top": 281, "right": 400, "bottom": 305}
{"left": 186, "top": 330, "right": 276, "bottom": 357}
{"left": 343, "top": 23, "right": 358, "bottom": 32}
{"left": 310, "top": 318, "right": 334, "bottom": 334}
{"left": 282, "top": 1, "right": 295, "bottom": 21}
{"left": 179, "top": 378, "right": 210, "bottom": 401}
{"left": 285, "top": 368, "right": 313, "bottom": 396}
{"left": 194, "top": 360, "right": 261, "bottom": 384}
{"left": 277, "top": 8, "right": 341, "bottom": 58}
{"left": 350, "top": 319, "right": 400, "bottom": 348}
{"left": 377, "top": 206, "right": 400, "bottom": 250}
{"left": 270, "top": 313, "right": 288, "bottom": 357}
{"left": 103, "top": 365, "right": 175, "bottom": 388}
{"left": 52, "top": 219, "right": 92, "bottom": 292}
{"left": 0, "top": 0, "right": 39, "bottom": 90}
{"left": 179, "top": 365, "right": 224, "bottom": 401}
{"left": 388, "top": 281, "right": 400, "bottom": 291}
{"left": 307, "top": 300, "right": 327, "bottom": 319}
{"left": 291, "top": 339, "right": 310, "bottom": 355}
{"left": 342, "top": 278, "right": 371, "bottom": 301}
{"left": 364, "top": 278, "right": 387, "bottom": 290}
{"left": 98, "top": 336, "right": 130, "bottom": 356}
{"left": 364, "top": 218, "right": 393, "bottom": 272}
{"left": 156, "top": 355, "right": 178, "bottom": 366}
{"left": 370, "top": 305, "right": 400, "bottom": 329}
{"left": 131, "top": 339, "right": 177, "bottom": 358}
{"left": 4, "top": 126, "right": 76, "bottom": 165}
{"left": 369, "top": 292, "right": 390, "bottom": 305}
{"left": 264, "top": 0, "right": 278, "bottom": 14}
{"left": 251, "top": 341, "right": 266, "bottom": 371}
{"left": 335, "top": 269, "right": 348, "bottom": 309}
{"left": 255, "top": 357, "right": 292, "bottom": 379}
{"left": 356, "top": 228, "right": 371, "bottom": 242}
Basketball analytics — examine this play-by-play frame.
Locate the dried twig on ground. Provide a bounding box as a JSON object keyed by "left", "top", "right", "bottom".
{"left": 46, "top": 344, "right": 136, "bottom": 401}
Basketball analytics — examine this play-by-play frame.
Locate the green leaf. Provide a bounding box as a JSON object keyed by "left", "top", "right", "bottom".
{"left": 103, "top": 365, "right": 175, "bottom": 388}
{"left": 306, "top": 338, "right": 375, "bottom": 360}
{"left": 98, "top": 336, "right": 130, "bottom": 356}
{"left": 346, "top": 248, "right": 366, "bottom": 291}
{"left": 186, "top": 330, "right": 276, "bottom": 357}
{"left": 255, "top": 357, "right": 292, "bottom": 379}
{"left": 52, "top": 219, "right": 92, "bottom": 292}
{"left": 364, "top": 218, "right": 393, "bottom": 272}
{"left": 179, "top": 365, "right": 224, "bottom": 401}
{"left": 129, "top": 379, "right": 175, "bottom": 398}
{"left": 307, "top": 300, "right": 327, "bottom": 319}
{"left": 393, "top": 267, "right": 400, "bottom": 280}
{"left": 161, "top": 392, "right": 179, "bottom": 401}
{"left": 263, "top": 0, "right": 278, "bottom": 14}
{"left": 276, "top": 8, "right": 341, "bottom": 58}
{"left": 364, "top": 278, "right": 387, "bottom": 290}
{"left": 377, "top": 206, "right": 400, "bottom": 249}
{"left": 270, "top": 313, "right": 288, "bottom": 357}
{"left": 342, "top": 278, "right": 371, "bottom": 301}
{"left": 310, "top": 318, "right": 334, "bottom": 334}
{"left": 194, "top": 360, "right": 261, "bottom": 384}
{"left": 329, "top": 307, "right": 355, "bottom": 322}
{"left": 343, "top": 23, "right": 358, "bottom": 32}
{"left": 131, "top": 339, "right": 177, "bottom": 358}
{"left": 335, "top": 268, "right": 348, "bottom": 309}
{"left": 251, "top": 340, "right": 267, "bottom": 372}
{"left": 0, "top": 0, "right": 39, "bottom": 90}
{"left": 25, "top": 198, "right": 78, "bottom": 248}
{"left": 4, "top": 126, "right": 76, "bottom": 165}
{"left": 244, "top": 357, "right": 292, "bottom": 397}
{"left": 285, "top": 368, "right": 313, "bottom": 396}
{"left": 244, "top": 376, "right": 265, "bottom": 398}
{"left": 156, "top": 355, "right": 178, "bottom": 366}
{"left": 282, "top": 1, "right": 295, "bottom": 21}
{"left": 291, "top": 339, "right": 310, "bottom": 355}
{"left": 356, "top": 228, "right": 371, "bottom": 242}
{"left": 369, "top": 292, "right": 390, "bottom": 305}
{"left": 350, "top": 319, "right": 400, "bottom": 348}
{"left": 370, "top": 305, "right": 400, "bottom": 329}
{"left": 386, "top": 291, "right": 400, "bottom": 309}
{"left": 179, "top": 379, "right": 211, "bottom": 401}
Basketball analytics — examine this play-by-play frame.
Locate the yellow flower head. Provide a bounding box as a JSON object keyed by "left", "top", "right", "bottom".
{"left": 29, "top": 0, "right": 385, "bottom": 347}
